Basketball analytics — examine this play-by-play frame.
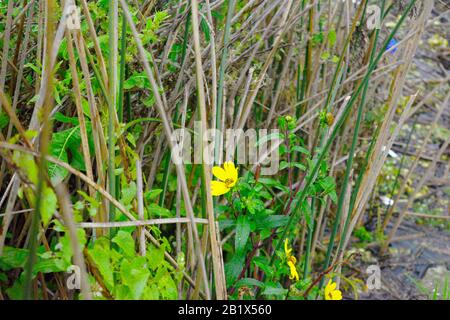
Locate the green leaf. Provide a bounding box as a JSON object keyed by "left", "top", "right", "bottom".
{"left": 12, "top": 151, "right": 38, "bottom": 184}
{"left": 157, "top": 269, "right": 177, "bottom": 299}
{"left": 124, "top": 72, "right": 150, "bottom": 89}
{"left": 40, "top": 186, "right": 57, "bottom": 227}
{"left": 88, "top": 239, "right": 114, "bottom": 290}
{"left": 235, "top": 215, "right": 250, "bottom": 252}
{"left": 120, "top": 256, "right": 150, "bottom": 299}
{"left": 255, "top": 132, "right": 284, "bottom": 147}
{"left": 253, "top": 256, "right": 273, "bottom": 277}
{"left": 142, "top": 284, "right": 159, "bottom": 299}
{"left": 48, "top": 123, "right": 93, "bottom": 184}
{"left": 261, "top": 283, "right": 288, "bottom": 297}
{"left": 144, "top": 189, "right": 163, "bottom": 202}
{"left": 121, "top": 181, "right": 137, "bottom": 206}
{"left": 318, "top": 176, "right": 336, "bottom": 196}
{"left": 234, "top": 278, "right": 264, "bottom": 289}
{"left": 254, "top": 215, "right": 289, "bottom": 230}
{"left": 301, "top": 201, "right": 312, "bottom": 228}
{"left": 321, "top": 51, "right": 330, "bottom": 60}
{"left": 0, "top": 112, "right": 9, "bottom": 129}
{"left": 146, "top": 244, "right": 165, "bottom": 271}
{"left": 148, "top": 203, "right": 171, "bottom": 218}
{"left": 112, "top": 231, "right": 136, "bottom": 258}
{"left": 200, "top": 18, "right": 210, "bottom": 42}
{"left": 328, "top": 29, "right": 337, "bottom": 46}
{"left": 291, "top": 145, "right": 310, "bottom": 155}
{"left": 58, "top": 229, "right": 87, "bottom": 265}
{"left": 0, "top": 246, "right": 29, "bottom": 270}
{"left": 225, "top": 251, "right": 245, "bottom": 285}
{"left": 32, "top": 258, "right": 67, "bottom": 276}
{"left": 258, "top": 177, "right": 289, "bottom": 193}
{"left": 53, "top": 112, "right": 79, "bottom": 125}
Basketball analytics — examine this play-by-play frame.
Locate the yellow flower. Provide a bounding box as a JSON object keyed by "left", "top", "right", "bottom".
{"left": 284, "top": 238, "right": 292, "bottom": 257}
{"left": 284, "top": 239, "right": 299, "bottom": 281}
{"left": 324, "top": 279, "right": 342, "bottom": 300}
{"left": 210, "top": 161, "right": 238, "bottom": 196}
{"left": 287, "top": 256, "right": 299, "bottom": 281}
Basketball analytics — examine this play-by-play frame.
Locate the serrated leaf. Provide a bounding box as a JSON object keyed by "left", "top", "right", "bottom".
{"left": 235, "top": 215, "right": 250, "bottom": 252}
{"left": 225, "top": 251, "right": 245, "bottom": 285}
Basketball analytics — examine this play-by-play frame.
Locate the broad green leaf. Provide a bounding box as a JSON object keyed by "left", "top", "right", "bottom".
{"left": 235, "top": 215, "right": 250, "bottom": 252}
{"left": 157, "top": 269, "right": 177, "bottom": 300}
{"left": 88, "top": 239, "right": 114, "bottom": 290}
{"left": 225, "top": 250, "right": 245, "bottom": 285}
{"left": 121, "top": 181, "right": 137, "bottom": 206}
{"left": 40, "top": 186, "right": 57, "bottom": 227}
{"left": 32, "top": 258, "right": 67, "bottom": 276}
{"left": 120, "top": 256, "right": 150, "bottom": 299}
{"left": 261, "top": 283, "right": 288, "bottom": 297}
{"left": 12, "top": 151, "right": 38, "bottom": 184}
{"left": 148, "top": 203, "right": 171, "bottom": 218}
{"left": 253, "top": 257, "right": 273, "bottom": 277}
{"left": 146, "top": 244, "right": 165, "bottom": 271}
{"left": 0, "top": 246, "right": 29, "bottom": 270}
{"left": 144, "top": 189, "right": 163, "bottom": 202}
{"left": 234, "top": 278, "right": 264, "bottom": 289}
{"left": 111, "top": 231, "right": 135, "bottom": 258}
{"left": 142, "top": 284, "right": 159, "bottom": 299}
{"left": 254, "top": 215, "right": 289, "bottom": 230}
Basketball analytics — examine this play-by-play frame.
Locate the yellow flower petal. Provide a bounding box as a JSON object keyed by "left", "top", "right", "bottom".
{"left": 212, "top": 166, "right": 228, "bottom": 181}
{"left": 324, "top": 279, "right": 342, "bottom": 300}
{"left": 326, "top": 279, "right": 336, "bottom": 291}
{"left": 331, "top": 290, "right": 342, "bottom": 300}
{"left": 284, "top": 238, "right": 292, "bottom": 257}
{"left": 211, "top": 181, "right": 230, "bottom": 196}
{"left": 287, "top": 260, "right": 299, "bottom": 281}
{"left": 223, "top": 161, "right": 238, "bottom": 186}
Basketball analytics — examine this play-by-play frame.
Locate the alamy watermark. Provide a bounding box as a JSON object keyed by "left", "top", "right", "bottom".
{"left": 366, "top": 264, "right": 382, "bottom": 290}
{"left": 66, "top": 265, "right": 81, "bottom": 290}
{"left": 170, "top": 121, "right": 281, "bottom": 175}
{"left": 64, "top": 2, "right": 81, "bottom": 30}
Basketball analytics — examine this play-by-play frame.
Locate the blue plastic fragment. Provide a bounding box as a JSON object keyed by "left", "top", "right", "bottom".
{"left": 386, "top": 38, "right": 398, "bottom": 54}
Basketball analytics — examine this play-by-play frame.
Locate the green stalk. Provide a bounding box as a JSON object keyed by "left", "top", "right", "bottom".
{"left": 108, "top": 0, "right": 118, "bottom": 235}
{"left": 118, "top": 14, "right": 127, "bottom": 123}
{"left": 24, "top": 0, "right": 56, "bottom": 299}
{"left": 320, "top": 0, "right": 387, "bottom": 286}
{"left": 214, "top": 0, "right": 236, "bottom": 164}
{"left": 158, "top": 12, "right": 191, "bottom": 207}
{"left": 303, "top": 197, "right": 316, "bottom": 278}
{"left": 270, "top": 0, "right": 417, "bottom": 267}
{"left": 297, "top": 0, "right": 311, "bottom": 118}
